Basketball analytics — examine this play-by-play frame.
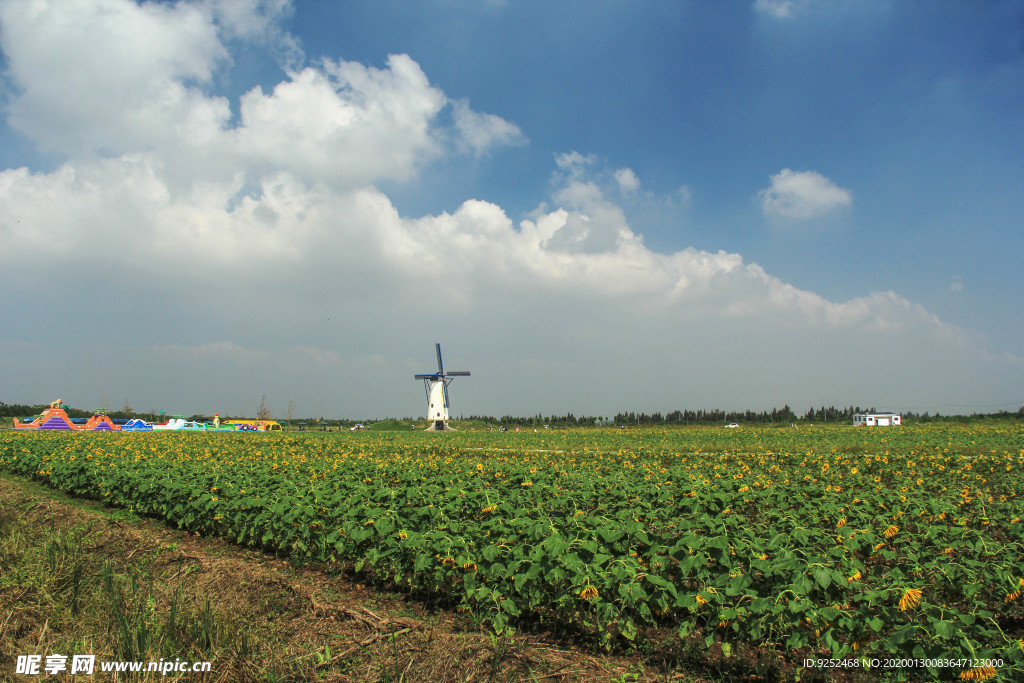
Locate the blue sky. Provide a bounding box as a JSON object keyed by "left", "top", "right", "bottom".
{"left": 1, "top": 0, "right": 1022, "bottom": 419}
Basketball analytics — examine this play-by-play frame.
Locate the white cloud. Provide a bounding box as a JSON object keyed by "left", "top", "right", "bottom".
{"left": 554, "top": 151, "right": 597, "bottom": 178}
{"left": 540, "top": 180, "right": 638, "bottom": 254}
{"left": 754, "top": 0, "right": 811, "bottom": 19}
{"left": 206, "top": 0, "right": 293, "bottom": 43}
{"left": 286, "top": 345, "right": 343, "bottom": 366}
{"left": 0, "top": 1, "right": 521, "bottom": 192}
{"left": 0, "top": 0, "right": 230, "bottom": 157}
{"left": 759, "top": 168, "right": 852, "bottom": 221}
{"left": 0, "top": 151, "right": 959, "bottom": 335}
{"left": 1, "top": 146, "right": 1017, "bottom": 414}
{"left": 451, "top": 99, "right": 526, "bottom": 156}
{"left": 614, "top": 167, "right": 641, "bottom": 196}
{"left": 233, "top": 55, "right": 447, "bottom": 187}
{"left": 155, "top": 341, "right": 271, "bottom": 363}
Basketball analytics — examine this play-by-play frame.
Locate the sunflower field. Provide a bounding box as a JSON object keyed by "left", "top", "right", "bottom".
{"left": 2, "top": 423, "right": 1022, "bottom": 679}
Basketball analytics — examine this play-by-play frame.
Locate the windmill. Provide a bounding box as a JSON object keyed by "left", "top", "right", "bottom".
{"left": 415, "top": 343, "right": 470, "bottom": 431}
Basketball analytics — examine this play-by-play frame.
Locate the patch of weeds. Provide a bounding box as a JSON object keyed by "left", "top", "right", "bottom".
{"left": 258, "top": 586, "right": 302, "bottom": 616}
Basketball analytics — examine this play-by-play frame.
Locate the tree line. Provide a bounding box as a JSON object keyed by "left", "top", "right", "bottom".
{"left": 463, "top": 404, "right": 1024, "bottom": 427}
{"left": 0, "top": 402, "right": 99, "bottom": 419}
{"left": 465, "top": 405, "right": 832, "bottom": 426}
{"left": 5, "top": 401, "right": 1022, "bottom": 428}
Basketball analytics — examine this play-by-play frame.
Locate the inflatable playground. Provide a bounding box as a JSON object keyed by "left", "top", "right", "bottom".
{"left": 14, "top": 401, "right": 122, "bottom": 431}
{"left": 13, "top": 401, "right": 279, "bottom": 432}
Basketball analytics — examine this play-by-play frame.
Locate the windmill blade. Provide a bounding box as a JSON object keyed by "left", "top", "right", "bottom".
{"left": 447, "top": 371, "right": 471, "bottom": 376}
{"left": 443, "top": 381, "right": 450, "bottom": 408}
{"left": 414, "top": 374, "right": 440, "bottom": 380}
{"left": 435, "top": 343, "right": 444, "bottom": 375}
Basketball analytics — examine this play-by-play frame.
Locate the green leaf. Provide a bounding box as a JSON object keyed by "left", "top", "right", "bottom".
{"left": 620, "top": 618, "right": 637, "bottom": 641}
{"left": 375, "top": 517, "right": 395, "bottom": 536}
{"left": 785, "top": 632, "right": 808, "bottom": 649}
{"left": 547, "top": 566, "right": 566, "bottom": 584}
{"left": 891, "top": 623, "right": 916, "bottom": 644}
{"left": 957, "top": 613, "right": 976, "bottom": 626}
{"left": 933, "top": 620, "right": 955, "bottom": 639}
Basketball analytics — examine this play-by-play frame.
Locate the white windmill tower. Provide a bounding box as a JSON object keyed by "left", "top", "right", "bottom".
{"left": 415, "top": 343, "right": 471, "bottom": 431}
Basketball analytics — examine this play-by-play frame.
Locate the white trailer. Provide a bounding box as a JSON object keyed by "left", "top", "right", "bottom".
{"left": 853, "top": 412, "right": 901, "bottom": 426}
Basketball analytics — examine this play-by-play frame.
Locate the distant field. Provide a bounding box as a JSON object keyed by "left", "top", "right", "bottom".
{"left": 2, "top": 424, "right": 1022, "bottom": 679}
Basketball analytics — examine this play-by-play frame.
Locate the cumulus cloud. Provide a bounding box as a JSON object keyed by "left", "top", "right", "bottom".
{"left": 614, "top": 167, "right": 641, "bottom": 196}
{"left": 233, "top": 55, "right": 449, "bottom": 187}
{"left": 207, "top": 0, "right": 295, "bottom": 44}
{"left": 0, "top": 0, "right": 520, "bottom": 191}
{"left": 1, "top": 145, "right": 1015, "bottom": 414}
{"left": 754, "top": 0, "right": 811, "bottom": 19}
{"left": 451, "top": 98, "right": 526, "bottom": 156}
{"left": 0, "top": 0, "right": 231, "bottom": 157}
{"left": 539, "top": 179, "right": 636, "bottom": 254}
{"left": 759, "top": 168, "right": 852, "bottom": 221}
{"left": 0, "top": 0, "right": 1018, "bottom": 417}
{"left": 553, "top": 150, "right": 597, "bottom": 179}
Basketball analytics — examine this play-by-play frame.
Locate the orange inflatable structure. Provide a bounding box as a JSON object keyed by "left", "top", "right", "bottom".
{"left": 14, "top": 400, "right": 121, "bottom": 431}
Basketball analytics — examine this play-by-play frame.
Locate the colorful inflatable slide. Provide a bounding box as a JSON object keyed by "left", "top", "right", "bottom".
{"left": 13, "top": 402, "right": 272, "bottom": 433}
{"left": 14, "top": 400, "right": 121, "bottom": 431}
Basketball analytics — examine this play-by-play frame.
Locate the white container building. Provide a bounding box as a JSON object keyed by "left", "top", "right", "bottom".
{"left": 853, "top": 412, "right": 901, "bottom": 426}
